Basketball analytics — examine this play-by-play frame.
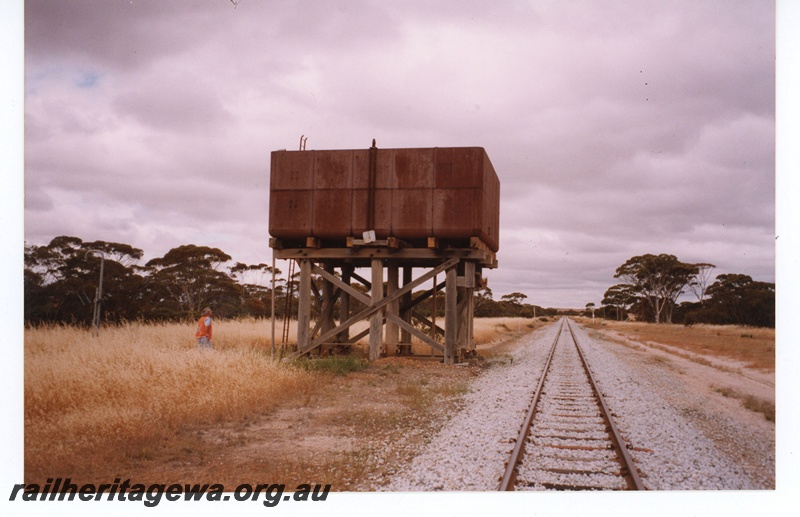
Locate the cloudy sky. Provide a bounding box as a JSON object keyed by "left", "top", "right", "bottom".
{"left": 21, "top": 0, "right": 777, "bottom": 308}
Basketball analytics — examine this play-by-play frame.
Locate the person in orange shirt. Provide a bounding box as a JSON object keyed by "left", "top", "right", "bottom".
{"left": 195, "top": 307, "right": 213, "bottom": 349}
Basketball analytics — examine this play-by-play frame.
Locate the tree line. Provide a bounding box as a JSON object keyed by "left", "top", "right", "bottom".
{"left": 597, "top": 253, "right": 774, "bottom": 327}
{"left": 24, "top": 236, "right": 557, "bottom": 326}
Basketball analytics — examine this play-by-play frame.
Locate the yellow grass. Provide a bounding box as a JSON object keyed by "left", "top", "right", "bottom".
{"left": 473, "top": 317, "right": 544, "bottom": 344}
{"left": 580, "top": 318, "right": 775, "bottom": 370}
{"left": 24, "top": 316, "right": 541, "bottom": 482}
{"left": 24, "top": 319, "right": 311, "bottom": 481}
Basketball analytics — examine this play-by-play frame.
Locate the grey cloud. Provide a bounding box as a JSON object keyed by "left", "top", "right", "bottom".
{"left": 24, "top": 187, "right": 53, "bottom": 212}
{"left": 23, "top": 0, "right": 776, "bottom": 307}
{"left": 111, "top": 68, "right": 234, "bottom": 133}
{"left": 25, "top": 0, "right": 233, "bottom": 70}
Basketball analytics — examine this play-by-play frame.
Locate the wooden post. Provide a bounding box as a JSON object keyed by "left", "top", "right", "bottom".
{"left": 271, "top": 255, "right": 276, "bottom": 358}
{"left": 385, "top": 264, "right": 399, "bottom": 355}
{"left": 457, "top": 261, "right": 476, "bottom": 357}
{"left": 340, "top": 265, "right": 352, "bottom": 342}
{"left": 456, "top": 288, "right": 473, "bottom": 356}
{"left": 370, "top": 258, "right": 384, "bottom": 360}
{"left": 431, "top": 274, "right": 438, "bottom": 349}
{"left": 297, "top": 259, "right": 312, "bottom": 351}
{"left": 321, "top": 263, "right": 335, "bottom": 351}
{"left": 400, "top": 266, "right": 413, "bottom": 354}
{"left": 466, "top": 286, "right": 474, "bottom": 352}
{"left": 445, "top": 263, "right": 458, "bottom": 364}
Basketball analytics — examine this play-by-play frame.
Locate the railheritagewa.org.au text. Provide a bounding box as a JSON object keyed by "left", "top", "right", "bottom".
{"left": 9, "top": 478, "right": 331, "bottom": 507}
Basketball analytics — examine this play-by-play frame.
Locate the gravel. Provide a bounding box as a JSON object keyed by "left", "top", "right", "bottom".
{"left": 379, "top": 319, "right": 771, "bottom": 491}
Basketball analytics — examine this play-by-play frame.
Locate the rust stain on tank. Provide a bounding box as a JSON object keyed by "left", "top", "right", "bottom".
{"left": 269, "top": 145, "right": 500, "bottom": 252}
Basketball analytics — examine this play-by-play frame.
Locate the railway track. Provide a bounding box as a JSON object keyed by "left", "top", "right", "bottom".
{"left": 499, "top": 318, "right": 644, "bottom": 491}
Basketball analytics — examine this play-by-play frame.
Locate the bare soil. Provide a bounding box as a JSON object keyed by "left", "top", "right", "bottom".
{"left": 113, "top": 356, "right": 484, "bottom": 489}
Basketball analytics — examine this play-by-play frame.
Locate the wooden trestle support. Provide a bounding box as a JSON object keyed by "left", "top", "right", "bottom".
{"left": 271, "top": 238, "right": 497, "bottom": 364}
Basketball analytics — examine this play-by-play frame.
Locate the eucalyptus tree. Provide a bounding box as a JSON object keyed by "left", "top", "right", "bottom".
{"left": 705, "top": 274, "right": 775, "bottom": 327}
{"left": 473, "top": 286, "right": 494, "bottom": 315}
{"left": 687, "top": 262, "right": 716, "bottom": 306}
{"left": 229, "top": 262, "right": 283, "bottom": 317}
{"left": 145, "top": 245, "right": 238, "bottom": 319}
{"left": 501, "top": 292, "right": 527, "bottom": 305}
{"left": 614, "top": 254, "right": 698, "bottom": 324}
{"left": 602, "top": 283, "right": 639, "bottom": 321}
{"left": 585, "top": 302, "right": 596, "bottom": 321}
{"left": 24, "top": 236, "right": 144, "bottom": 324}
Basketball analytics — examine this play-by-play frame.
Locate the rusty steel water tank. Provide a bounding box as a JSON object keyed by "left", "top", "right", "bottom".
{"left": 269, "top": 146, "right": 500, "bottom": 252}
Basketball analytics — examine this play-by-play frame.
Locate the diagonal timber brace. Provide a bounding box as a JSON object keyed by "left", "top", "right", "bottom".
{"left": 294, "top": 257, "right": 459, "bottom": 358}
{"left": 311, "top": 264, "right": 370, "bottom": 305}
{"left": 386, "top": 313, "right": 443, "bottom": 352}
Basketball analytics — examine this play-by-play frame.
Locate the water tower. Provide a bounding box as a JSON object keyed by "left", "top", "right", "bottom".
{"left": 269, "top": 142, "right": 499, "bottom": 364}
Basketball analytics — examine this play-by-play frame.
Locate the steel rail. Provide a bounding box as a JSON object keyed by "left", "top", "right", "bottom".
{"left": 565, "top": 319, "right": 645, "bottom": 490}
{"left": 497, "top": 319, "right": 565, "bottom": 491}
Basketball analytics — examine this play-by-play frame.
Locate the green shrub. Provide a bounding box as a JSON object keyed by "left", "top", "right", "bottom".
{"left": 293, "top": 355, "right": 369, "bottom": 376}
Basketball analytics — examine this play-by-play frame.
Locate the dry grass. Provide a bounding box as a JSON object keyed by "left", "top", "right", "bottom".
{"left": 580, "top": 318, "right": 775, "bottom": 371}
{"left": 473, "top": 317, "right": 548, "bottom": 359}
{"left": 25, "top": 317, "right": 527, "bottom": 484}
{"left": 473, "top": 317, "right": 542, "bottom": 343}
{"left": 713, "top": 386, "right": 776, "bottom": 422}
{"left": 395, "top": 374, "right": 469, "bottom": 412}
{"left": 24, "top": 319, "right": 313, "bottom": 482}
